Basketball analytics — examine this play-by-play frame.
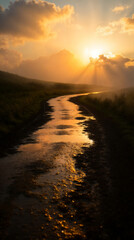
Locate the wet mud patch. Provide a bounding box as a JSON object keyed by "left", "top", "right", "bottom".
{"left": 8, "top": 160, "right": 54, "bottom": 197}
{"left": 61, "top": 116, "right": 71, "bottom": 120}
{"left": 56, "top": 125, "right": 75, "bottom": 129}
{"left": 75, "top": 116, "right": 86, "bottom": 120}
{"left": 61, "top": 116, "right": 72, "bottom": 120}
{"left": 70, "top": 98, "right": 112, "bottom": 239}
{"left": 55, "top": 130, "right": 71, "bottom": 135}
{"left": 0, "top": 159, "right": 54, "bottom": 239}
{"left": 70, "top": 96, "right": 134, "bottom": 239}
{"left": 61, "top": 109, "right": 69, "bottom": 112}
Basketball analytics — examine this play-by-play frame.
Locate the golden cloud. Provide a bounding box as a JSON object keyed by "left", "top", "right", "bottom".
{"left": 1, "top": 48, "right": 134, "bottom": 87}
{"left": 12, "top": 51, "right": 134, "bottom": 87}
{"left": 0, "top": 0, "right": 74, "bottom": 41}
{"left": 87, "top": 54, "right": 134, "bottom": 87}
{"left": 96, "top": 25, "right": 115, "bottom": 36}
{"left": 0, "top": 37, "right": 9, "bottom": 48}
{"left": 122, "top": 14, "right": 134, "bottom": 32}
{"left": 112, "top": 5, "right": 130, "bottom": 13}
{"left": 97, "top": 14, "right": 134, "bottom": 36}
{"left": 125, "top": 61, "right": 134, "bottom": 67}
{"left": 96, "top": 21, "right": 121, "bottom": 36}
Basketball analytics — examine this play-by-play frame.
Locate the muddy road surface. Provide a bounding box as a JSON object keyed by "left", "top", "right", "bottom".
{"left": 0, "top": 94, "right": 111, "bottom": 239}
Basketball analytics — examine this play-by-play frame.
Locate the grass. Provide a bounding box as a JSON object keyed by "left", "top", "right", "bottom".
{"left": 76, "top": 88, "right": 134, "bottom": 150}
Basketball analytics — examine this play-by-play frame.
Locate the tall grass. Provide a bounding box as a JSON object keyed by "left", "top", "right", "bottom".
{"left": 0, "top": 82, "right": 45, "bottom": 135}
{"left": 77, "top": 88, "right": 134, "bottom": 149}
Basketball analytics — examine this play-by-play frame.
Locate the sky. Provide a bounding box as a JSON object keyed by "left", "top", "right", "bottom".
{"left": 0, "top": 0, "right": 134, "bottom": 86}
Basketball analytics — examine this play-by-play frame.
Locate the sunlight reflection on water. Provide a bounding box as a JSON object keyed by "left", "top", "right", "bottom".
{"left": 30, "top": 94, "right": 93, "bottom": 144}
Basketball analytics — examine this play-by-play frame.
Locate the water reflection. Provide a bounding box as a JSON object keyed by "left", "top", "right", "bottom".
{"left": 31, "top": 94, "right": 93, "bottom": 145}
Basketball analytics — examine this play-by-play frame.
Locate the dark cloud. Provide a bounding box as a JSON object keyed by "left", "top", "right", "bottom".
{"left": 0, "top": 0, "right": 74, "bottom": 40}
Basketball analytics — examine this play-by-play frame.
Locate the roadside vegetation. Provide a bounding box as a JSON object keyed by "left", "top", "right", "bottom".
{"left": 77, "top": 88, "right": 134, "bottom": 151}
{"left": 0, "top": 70, "right": 103, "bottom": 139}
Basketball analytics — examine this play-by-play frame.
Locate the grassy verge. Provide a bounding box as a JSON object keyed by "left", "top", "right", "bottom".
{"left": 74, "top": 88, "right": 134, "bottom": 238}
{"left": 76, "top": 88, "right": 134, "bottom": 151}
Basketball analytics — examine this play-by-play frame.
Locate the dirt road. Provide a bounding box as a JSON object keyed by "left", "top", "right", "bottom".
{"left": 0, "top": 93, "right": 132, "bottom": 239}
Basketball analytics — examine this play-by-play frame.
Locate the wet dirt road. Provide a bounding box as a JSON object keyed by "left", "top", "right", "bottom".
{"left": 0, "top": 94, "right": 109, "bottom": 239}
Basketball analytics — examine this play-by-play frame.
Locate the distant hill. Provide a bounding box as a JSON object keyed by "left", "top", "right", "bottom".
{"left": 15, "top": 49, "right": 83, "bottom": 83}
{"left": 0, "top": 69, "right": 55, "bottom": 87}
{"left": 0, "top": 70, "right": 105, "bottom": 93}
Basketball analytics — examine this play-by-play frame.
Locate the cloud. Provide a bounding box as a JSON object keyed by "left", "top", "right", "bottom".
{"left": 96, "top": 20, "right": 121, "bottom": 36}
{"left": 97, "top": 13, "right": 134, "bottom": 36}
{"left": 84, "top": 55, "right": 134, "bottom": 87}
{"left": 112, "top": 5, "right": 130, "bottom": 13}
{"left": 96, "top": 25, "right": 115, "bottom": 36}
{"left": 13, "top": 51, "right": 134, "bottom": 87}
{"left": 125, "top": 60, "right": 134, "bottom": 67}
{"left": 0, "top": 37, "right": 9, "bottom": 48}
{"left": 122, "top": 14, "right": 134, "bottom": 32}
{"left": 0, "top": 0, "right": 74, "bottom": 41}
{"left": 95, "top": 54, "right": 130, "bottom": 66}
{"left": 0, "top": 48, "right": 22, "bottom": 71}
{"left": 1, "top": 48, "right": 134, "bottom": 87}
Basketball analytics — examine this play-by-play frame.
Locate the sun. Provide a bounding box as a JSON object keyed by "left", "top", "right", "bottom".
{"left": 82, "top": 45, "right": 114, "bottom": 64}
{"left": 90, "top": 48, "right": 103, "bottom": 59}
{"left": 83, "top": 47, "right": 104, "bottom": 64}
